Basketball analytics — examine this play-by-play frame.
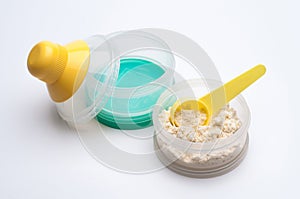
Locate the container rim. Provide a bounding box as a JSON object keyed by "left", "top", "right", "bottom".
{"left": 103, "top": 30, "right": 175, "bottom": 98}
{"left": 93, "top": 53, "right": 175, "bottom": 98}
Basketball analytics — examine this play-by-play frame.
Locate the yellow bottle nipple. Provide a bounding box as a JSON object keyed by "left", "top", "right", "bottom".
{"left": 28, "top": 41, "right": 68, "bottom": 84}
{"left": 27, "top": 40, "right": 90, "bottom": 102}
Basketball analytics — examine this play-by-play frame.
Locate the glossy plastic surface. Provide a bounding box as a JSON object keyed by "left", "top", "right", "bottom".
{"left": 56, "top": 31, "right": 175, "bottom": 128}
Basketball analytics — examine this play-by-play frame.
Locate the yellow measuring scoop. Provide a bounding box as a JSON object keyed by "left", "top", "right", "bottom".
{"left": 169, "top": 64, "right": 266, "bottom": 126}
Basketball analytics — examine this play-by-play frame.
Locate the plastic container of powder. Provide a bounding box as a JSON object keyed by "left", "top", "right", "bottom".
{"left": 153, "top": 79, "right": 250, "bottom": 178}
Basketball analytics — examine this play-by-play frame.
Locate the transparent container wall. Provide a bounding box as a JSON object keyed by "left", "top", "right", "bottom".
{"left": 56, "top": 35, "right": 117, "bottom": 123}
{"left": 56, "top": 30, "right": 175, "bottom": 127}
{"left": 153, "top": 79, "right": 250, "bottom": 177}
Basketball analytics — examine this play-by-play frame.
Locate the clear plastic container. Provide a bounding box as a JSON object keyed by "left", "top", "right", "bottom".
{"left": 55, "top": 30, "right": 175, "bottom": 129}
{"left": 153, "top": 79, "right": 250, "bottom": 178}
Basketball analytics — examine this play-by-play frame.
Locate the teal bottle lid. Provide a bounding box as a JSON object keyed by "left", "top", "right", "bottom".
{"left": 94, "top": 58, "right": 172, "bottom": 130}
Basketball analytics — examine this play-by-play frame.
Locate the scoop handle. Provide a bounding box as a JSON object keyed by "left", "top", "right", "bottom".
{"left": 200, "top": 64, "right": 266, "bottom": 115}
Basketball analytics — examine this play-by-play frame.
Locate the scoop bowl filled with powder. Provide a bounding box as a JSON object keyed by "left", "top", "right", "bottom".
{"left": 153, "top": 79, "right": 250, "bottom": 178}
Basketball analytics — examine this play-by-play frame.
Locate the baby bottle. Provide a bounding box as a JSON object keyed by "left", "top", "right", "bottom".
{"left": 27, "top": 30, "right": 175, "bottom": 129}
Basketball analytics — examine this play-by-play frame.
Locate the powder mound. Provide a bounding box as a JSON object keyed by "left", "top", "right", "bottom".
{"left": 159, "top": 105, "right": 241, "bottom": 143}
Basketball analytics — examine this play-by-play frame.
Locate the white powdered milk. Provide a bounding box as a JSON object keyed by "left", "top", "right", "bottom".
{"left": 157, "top": 105, "right": 243, "bottom": 166}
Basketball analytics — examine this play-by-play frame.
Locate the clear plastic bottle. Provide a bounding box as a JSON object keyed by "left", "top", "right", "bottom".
{"left": 28, "top": 30, "right": 175, "bottom": 129}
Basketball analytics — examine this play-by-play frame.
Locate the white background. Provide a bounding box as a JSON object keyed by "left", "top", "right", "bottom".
{"left": 0, "top": 0, "right": 299, "bottom": 198}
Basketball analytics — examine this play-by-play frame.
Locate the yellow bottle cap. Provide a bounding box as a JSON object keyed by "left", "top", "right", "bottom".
{"left": 27, "top": 40, "right": 90, "bottom": 102}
